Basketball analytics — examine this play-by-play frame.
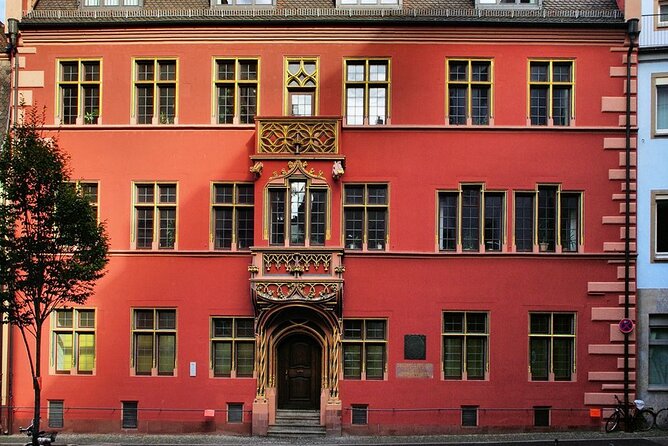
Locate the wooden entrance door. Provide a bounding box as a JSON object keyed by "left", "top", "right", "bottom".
{"left": 277, "top": 334, "right": 321, "bottom": 410}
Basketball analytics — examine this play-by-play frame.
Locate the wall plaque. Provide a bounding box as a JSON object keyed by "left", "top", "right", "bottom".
{"left": 396, "top": 363, "right": 434, "bottom": 379}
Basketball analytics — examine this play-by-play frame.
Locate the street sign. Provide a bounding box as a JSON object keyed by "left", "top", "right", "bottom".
{"left": 618, "top": 318, "right": 634, "bottom": 334}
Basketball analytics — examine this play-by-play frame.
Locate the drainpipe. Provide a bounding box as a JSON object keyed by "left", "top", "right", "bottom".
{"left": 624, "top": 17, "right": 639, "bottom": 433}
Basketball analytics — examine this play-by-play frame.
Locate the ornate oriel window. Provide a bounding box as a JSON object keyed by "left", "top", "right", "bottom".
{"left": 264, "top": 161, "right": 330, "bottom": 247}
{"left": 285, "top": 58, "right": 318, "bottom": 116}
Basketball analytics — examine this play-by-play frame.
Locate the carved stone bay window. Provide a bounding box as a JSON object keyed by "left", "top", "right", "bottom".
{"left": 263, "top": 161, "right": 331, "bottom": 247}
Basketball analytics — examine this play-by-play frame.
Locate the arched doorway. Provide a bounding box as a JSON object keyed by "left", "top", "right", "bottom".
{"left": 276, "top": 333, "right": 322, "bottom": 410}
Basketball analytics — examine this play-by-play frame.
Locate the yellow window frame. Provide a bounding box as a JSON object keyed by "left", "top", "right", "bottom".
{"left": 211, "top": 57, "right": 260, "bottom": 125}
{"left": 131, "top": 181, "right": 178, "bottom": 250}
{"left": 284, "top": 57, "right": 319, "bottom": 116}
{"left": 131, "top": 57, "right": 179, "bottom": 124}
{"left": 527, "top": 59, "right": 575, "bottom": 125}
{"left": 55, "top": 58, "right": 103, "bottom": 125}
{"left": 343, "top": 58, "right": 391, "bottom": 125}
{"left": 445, "top": 58, "right": 494, "bottom": 125}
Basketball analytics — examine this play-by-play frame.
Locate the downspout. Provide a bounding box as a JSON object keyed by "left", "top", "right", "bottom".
{"left": 624, "top": 17, "right": 639, "bottom": 433}
{"left": 2, "top": 17, "right": 19, "bottom": 435}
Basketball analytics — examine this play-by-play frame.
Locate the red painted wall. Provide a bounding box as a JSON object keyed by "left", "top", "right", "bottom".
{"left": 8, "top": 23, "right": 629, "bottom": 434}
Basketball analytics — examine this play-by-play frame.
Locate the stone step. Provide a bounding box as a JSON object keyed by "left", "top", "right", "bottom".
{"left": 267, "top": 424, "right": 326, "bottom": 437}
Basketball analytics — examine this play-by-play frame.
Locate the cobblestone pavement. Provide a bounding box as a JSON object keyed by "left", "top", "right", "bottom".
{"left": 1, "top": 430, "right": 668, "bottom": 446}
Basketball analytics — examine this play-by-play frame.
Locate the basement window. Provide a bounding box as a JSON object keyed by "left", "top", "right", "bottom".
{"left": 461, "top": 406, "right": 478, "bottom": 427}
{"left": 534, "top": 406, "right": 550, "bottom": 427}
{"left": 227, "top": 403, "right": 243, "bottom": 423}
{"left": 351, "top": 405, "right": 368, "bottom": 425}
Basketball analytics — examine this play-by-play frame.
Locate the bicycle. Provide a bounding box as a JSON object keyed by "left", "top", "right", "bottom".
{"left": 605, "top": 395, "right": 656, "bottom": 432}
{"left": 654, "top": 407, "right": 668, "bottom": 430}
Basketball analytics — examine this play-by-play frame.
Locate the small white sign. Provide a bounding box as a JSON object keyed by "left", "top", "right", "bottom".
{"left": 190, "top": 361, "right": 197, "bottom": 377}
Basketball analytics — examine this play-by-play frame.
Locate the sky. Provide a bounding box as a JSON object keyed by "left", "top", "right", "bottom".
{"left": 0, "top": 0, "right": 5, "bottom": 24}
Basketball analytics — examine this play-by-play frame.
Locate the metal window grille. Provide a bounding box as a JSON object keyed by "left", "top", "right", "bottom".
{"left": 227, "top": 403, "right": 243, "bottom": 423}
{"left": 48, "top": 400, "right": 64, "bottom": 428}
{"left": 122, "top": 401, "right": 138, "bottom": 429}
{"left": 351, "top": 405, "right": 368, "bottom": 425}
{"left": 534, "top": 406, "right": 550, "bottom": 427}
{"left": 461, "top": 406, "right": 478, "bottom": 426}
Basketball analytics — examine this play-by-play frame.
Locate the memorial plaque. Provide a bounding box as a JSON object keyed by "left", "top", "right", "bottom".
{"left": 404, "top": 334, "right": 426, "bottom": 360}
{"left": 396, "top": 363, "right": 434, "bottom": 379}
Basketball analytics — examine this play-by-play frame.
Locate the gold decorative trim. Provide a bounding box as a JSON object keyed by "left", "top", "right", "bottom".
{"left": 258, "top": 118, "right": 339, "bottom": 155}
{"left": 253, "top": 281, "right": 340, "bottom": 301}
{"left": 263, "top": 252, "right": 332, "bottom": 274}
{"left": 269, "top": 160, "right": 325, "bottom": 181}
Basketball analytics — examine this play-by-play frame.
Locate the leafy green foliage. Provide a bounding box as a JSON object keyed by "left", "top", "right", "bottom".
{"left": 0, "top": 108, "right": 108, "bottom": 443}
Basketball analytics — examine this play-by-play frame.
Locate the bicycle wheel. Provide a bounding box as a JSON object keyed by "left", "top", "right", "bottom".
{"left": 606, "top": 410, "right": 621, "bottom": 433}
{"left": 655, "top": 408, "right": 668, "bottom": 430}
{"left": 635, "top": 409, "right": 655, "bottom": 431}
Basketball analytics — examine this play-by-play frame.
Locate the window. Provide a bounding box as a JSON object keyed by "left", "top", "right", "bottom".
{"left": 83, "top": 0, "right": 140, "bottom": 5}
{"left": 514, "top": 186, "right": 582, "bottom": 253}
{"left": 214, "top": 59, "right": 258, "bottom": 124}
{"left": 529, "top": 60, "right": 574, "bottom": 126}
{"left": 442, "top": 312, "right": 488, "bottom": 380}
{"left": 68, "top": 181, "right": 99, "bottom": 221}
{"left": 48, "top": 400, "right": 64, "bottom": 428}
{"left": 534, "top": 407, "right": 550, "bottom": 427}
{"left": 529, "top": 313, "right": 575, "bottom": 381}
{"left": 342, "top": 319, "right": 387, "bottom": 380}
{"left": 345, "top": 59, "right": 390, "bottom": 125}
{"left": 438, "top": 186, "right": 504, "bottom": 252}
{"left": 652, "top": 191, "right": 668, "bottom": 261}
{"left": 133, "top": 59, "right": 177, "bottom": 124}
{"left": 344, "top": 184, "right": 388, "bottom": 251}
{"left": 211, "top": 317, "right": 255, "bottom": 378}
{"left": 212, "top": 183, "right": 254, "bottom": 250}
{"left": 447, "top": 59, "right": 492, "bottom": 125}
{"left": 133, "top": 182, "right": 177, "bottom": 250}
{"left": 650, "top": 315, "right": 668, "bottom": 387}
{"left": 268, "top": 180, "right": 328, "bottom": 247}
{"left": 338, "top": 0, "right": 399, "bottom": 5}
{"left": 659, "top": 3, "right": 668, "bottom": 25}
{"left": 351, "top": 405, "right": 368, "bottom": 425}
{"left": 654, "top": 76, "right": 668, "bottom": 135}
{"left": 227, "top": 403, "right": 244, "bottom": 423}
{"left": 57, "top": 60, "right": 101, "bottom": 125}
{"left": 122, "top": 401, "right": 138, "bottom": 429}
{"left": 132, "top": 309, "right": 176, "bottom": 376}
{"left": 461, "top": 406, "right": 478, "bottom": 427}
{"left": 285, "top": 58, "right": 318, "bottom": 116}
{"left": 213, "top": 0, "right": 273, "bottom": 5}
{"left": 52, "top": 309, "right": 96, "bottom": 374}
{"left": 477, "top": 0, "right": 537, "bottom": 5}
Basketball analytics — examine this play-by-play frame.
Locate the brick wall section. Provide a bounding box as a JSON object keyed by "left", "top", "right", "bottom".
{"left": 584, "top": 42, "right": 637, "bottom": 408}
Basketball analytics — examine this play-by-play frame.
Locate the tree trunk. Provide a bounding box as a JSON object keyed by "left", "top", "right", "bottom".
{"left": 32, "top": 326, "right": 42, "bottom": 446}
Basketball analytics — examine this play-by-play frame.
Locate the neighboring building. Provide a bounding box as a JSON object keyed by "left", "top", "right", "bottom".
{"left": 2, "top": 0, "right": 639, "bottom": 436}
{"left": 637, "top": 0, "right": 668, "bottom": 409}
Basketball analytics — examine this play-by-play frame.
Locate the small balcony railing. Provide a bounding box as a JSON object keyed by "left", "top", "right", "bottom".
{"left": 255, "top": 117, "right": 340, "bottom": 155}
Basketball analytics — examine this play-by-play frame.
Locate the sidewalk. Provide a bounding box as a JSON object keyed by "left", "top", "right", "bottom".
{"left": 1, "top": 430, "right": 668, "bottom": 446}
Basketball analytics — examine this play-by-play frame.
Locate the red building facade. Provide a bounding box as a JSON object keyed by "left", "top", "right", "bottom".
{"left": 2, "top": 0, "right": 638, "bottom": 436}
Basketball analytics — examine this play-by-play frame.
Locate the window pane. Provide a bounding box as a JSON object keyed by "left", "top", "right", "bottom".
{"left": 650, "top": 344, "right": 668, "bottom": 385}
{"left": 48, "top": 401, "right": 64, "bottom": 429}
{"left": 56, "top": 333, "right": 73, "bottom": 372}
{"left": 553, "top": 314, "right": 574, "bottom": 335}
{"left": 236, "top": 342, "right": 254, "bottom": 377}
{"left": 369, "top": 62, "right": 387, "bottom": 82}
{"left": 530, "top": 62, "right": 548, "bottom": 82}
{"left": 449, "top": 61, "right": 467, "bottom": 81}
{"left": 135, "top": 334, "right": 153, "bottom": 375}
{"left": 122, "top": 401, "right": 138, "bottom": 429}
{"left": 515, "top": 194, "right": 534, "bottom": 252}
{"left": 239, "top": 60, "right": 257, "bottom": 80}
{"left": 552, "top": 62, "right": 571, "bottom": 82}
{"left": 158, "top": 208, "right": 176, "bottom": 249}
{"left": 78, "top": 333, "right": 95, "bottom": 373}
{"left": 471, "top": 61, "right": 489, "bottom": 82}
{"left": 365, "top": 320, "right": 386, "bottom": 340}
{"left": 289, "top": 181, "right": 306, "bottom": 245}
{"left": 78, "top": 310, "right": 95, "bottom": 328}
{"left": 530, "top": 87, "right": 548, "bottom": 126}
{"left": 157, "top": 310, "right": 176, "bottom": 329}
{"left": 530, "top": 338, "right": 549, "bottom": 381}
{"left": 159, "top": 185, "right": 176, "bottom": 203}
{"left": 157, "top": 334, "right": 175, "bottom": 375}
{"left": 237, "top": 184, "right": 254, "bottom": 204}
{"left": 461, "top": 187, "right": 480, "bottom": 251}
{"left": 467, "top": 313, "right": 487, "bottom": 334}
{"left": 134, "top": 310, "right": 154, "bottom": 329}
{"left": 347, "top": 63, "right": 364, "bottom": 81}
{"left": 213, "top": 342, "right": 232, "bottom": 377}
{"left": 158, "top": 61, "right": 176, "bottom": 81}
{"left": 217, "top": 61, "right": 235, "bottom": 80}
{"left": 83, "top": 85, "right": 100, "bottom": 124}
{"left": 367, "top": 209, "right": 386, "bottom": 250}
{"left": 484, "top": 193, "right": 503, "bottom": 251}
{"left": 552, "top": 86, "right": 571, "bottom": 126}
{"left": 343, "top": 320, "right": 363, "bottom": 339}
{"left": 657, "top": 199, "right": 668, "bottom": 253}
{"left": 83, "top": 61, "right": 100, "bottom": 81}
{"left": 235, "top": 319, "right": 254, "bottom": 338}
{"left": 344, "top": 209, "right": 363, "bottom": 250}
{"left": 310, "top": 189, "right": 326, "bottom": 246}
{"left": 136, "top": 85, "right": 154, "bottom": 124}
{"left": 57, "top": 310, "right": 73, "bottom": 328}
{"left": 368, "top": 87, "right": 386, "bottom": 125}
{"left": 444, "top": 337, "right": 463, "bottom": 379}
{"left": 136, "top": 209, "right": 153, "bottom": 248}
{"left": 61, "top": 85, "right": 78, "bottom": 125}
{"left": 346, "top": 87, "right": 364, "bottom": 125}
{"left": 439, "top": 193, "right": 458, "bottom": 251}
{"left": 530, "top": 314, "right": 550, "bottom": 334}
{"left": 214, "top": 208, "right": 233, "bottom": 249}
{"left": 239, "top": 86, "right": 257, "bottom": 124}
{"left": 343, "top": 344, "right": 362, "bottom": 379}
{"left": 466, "top": 337, "right": 485, "bottom": 379}
{"left": 658, "top": 85, "right": 668, "bottom": 131}
{"left": 236, "top": 207, "right": 254, "bottom": 250}
{"left": 214, "top": 184, "right": 233, "bottom": 204}
{"left": 158, "top": 86, "right": 175, "bottom": 124}
{"left": 538, "top": 187, "right": 557, "bottom": 251}
{"left": 553, "top": 338, "right": 573, "bottom": 381}
{"left": 471, "top": 86, "right": 489, "bottom": 125}
{"left": 213, "top": 318, "right": 233, "bottom": 338}
{"left": 444, "top": 313, "right": 464, "bottom": 333}
{"left": 344, "top": 185, "right": 364, "bottom": 205}
{"left": 365, "top": 344, "right": 384, "bottom": 379}
{"left": 449, "top": 86, "right": 467, "bottom": 125}
{"left": 217, "top": 86, "right": 234, "bottom": 124}
{"left": 269, "top": 189, "right": 285, "bottom": 245}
